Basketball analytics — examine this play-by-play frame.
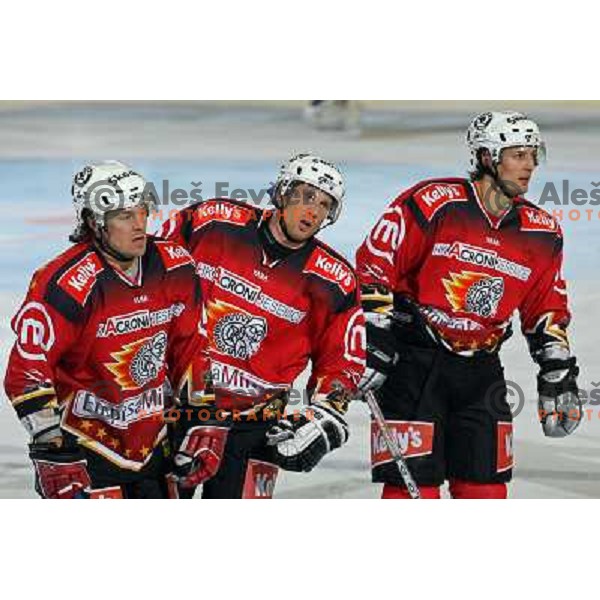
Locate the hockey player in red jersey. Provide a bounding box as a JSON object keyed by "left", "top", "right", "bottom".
{"left": 356, "top": 112, "right": 582, "bottom": 499}
{"left": 161, "top": 153, "right": 366, "bottom": 498}
{"left": 3, "top": 161, "right": 221, "bottom": 499}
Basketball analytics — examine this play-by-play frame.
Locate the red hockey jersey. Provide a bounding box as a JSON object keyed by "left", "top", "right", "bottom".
{"left": 4, "top": 238, "right": 208, "bottom": 470}
{"left": 356, "top": 178, "right": 571, "bottom": 357}
{"left": 161, "top": 199, "right": 366, "bottom": 407}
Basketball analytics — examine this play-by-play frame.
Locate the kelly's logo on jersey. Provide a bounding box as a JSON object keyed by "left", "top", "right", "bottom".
{"left": 57, "top": 252, "right": 104, "bottom": 305}
{"left": 412, "top": 183, "right": 469, "bottom": 221}
{"left": 519, "top": 207, "right": 558, "bottom": 233}
{"left": 304, "top": 247, "right": 356, "bottom": 294}
{"left": 192, "top": 201, "right": 254, "bottom": 230}
{"left": 155, "top": 241, "right": 194, "bottom": 271}
{"left": 371, "top": 421, "right": 434, "bottom": 467}
{"left": 442, "top": 271, "right": 505, "bottom": 319}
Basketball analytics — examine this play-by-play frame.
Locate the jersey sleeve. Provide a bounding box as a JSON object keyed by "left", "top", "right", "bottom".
{"left": 3, "top": 271, "right": 79, "bottom": 439}
{"left": 355, "top": 188, "right": 430, "bottom": 293}
{"left": 158, "top": 205, "right": 192, "bottom": 247}
{"left": 307, "top": 295, "right": 366, "bottom": 404}
{"left": 519, "top": 233, "right": 572, "bottom": 361}
{"left": 162, "top": 260, "right": 210, "bottom": 404}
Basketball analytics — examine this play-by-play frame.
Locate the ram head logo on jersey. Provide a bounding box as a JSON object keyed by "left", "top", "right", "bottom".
{"left": 106, "top": 331, "right": 167, "bottom": 390}
{"left": 443, "top": 271, "right": 504, "bottom": 318}
{"left": 207, "top": 300, "right": 268, "bottom": 360}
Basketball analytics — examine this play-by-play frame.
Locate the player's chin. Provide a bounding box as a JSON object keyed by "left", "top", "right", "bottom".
{"left": 291, "top": 227, "right": 315, "bottom": 243}
{"left": 516, "top": 178, "right": 530, "bottom": 194}
{"left": 301, "top": 222, "right": 322, "bottom": 238}
{"left": 127, "top": 238, "right": 147, "bottom": 257}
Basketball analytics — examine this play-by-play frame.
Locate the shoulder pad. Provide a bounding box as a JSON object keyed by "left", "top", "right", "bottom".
{"left": 191, "top": 199, "right": 258, "bottom": 231}
{"left": 410, "top": 180, "right": 469, "bottom": 221}
{"left": 154, "top": 240, "right": 195, "bottom": 271}
{"left": 33, "top": 243, "right": 90, "bottom": 286}
{"left": 518, "top": 203, "right": 561, "bottom": 234}
{"left": 304, "top": 244, "right": 357, "bottom": 295}
{"left": 55, "top": 250, "right": 104, "bottom": 306}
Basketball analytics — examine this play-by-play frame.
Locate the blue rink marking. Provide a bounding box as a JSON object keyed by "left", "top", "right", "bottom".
{"left": 0, "top": 159, "right": 598, "bottom": 299}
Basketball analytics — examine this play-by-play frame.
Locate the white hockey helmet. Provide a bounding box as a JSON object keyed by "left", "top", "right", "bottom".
{"left": 274, "top": 153, "right": 345, "bottom": 224}
{"left": 71, "top": 160, "right": 157, "bottom": 238}
{"left": 466, "top": 111, "right": 546, "bottom": 168}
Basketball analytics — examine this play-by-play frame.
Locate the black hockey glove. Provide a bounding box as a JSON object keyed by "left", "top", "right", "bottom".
{"left": 537, "top": 356, "right": 582, "bottom": 438}
{"left": 358, "top": 285, "right": 398, "bottom": 394}
{"left": 266, "top": 400, "right": 349, "bottom": 472}
{"left": 358, "top": 316, "right": 398, "bottom": 393}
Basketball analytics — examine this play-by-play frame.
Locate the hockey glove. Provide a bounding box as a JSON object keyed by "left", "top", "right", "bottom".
{"left": 358, "top": 285, "right": 397, "bottom": 394}
{"left": 266, "top": 400, "right": 349, "bottom": 472}
{"left": 29, "top": 441, "right": 91, "bottom": 499}
{"left": 537, "top": 356, "right": 582, "bottom": 438}
{"left": 172, "top": 403, "right": 230, "bottom": 488}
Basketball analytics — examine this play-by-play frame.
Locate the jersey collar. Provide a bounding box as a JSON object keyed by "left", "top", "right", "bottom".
{"left": 469, "top": 181, "right": 517, "bottom": 230}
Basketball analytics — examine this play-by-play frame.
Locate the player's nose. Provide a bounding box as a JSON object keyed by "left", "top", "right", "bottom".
{"left": 304, "top": 205, "right": 317, "bottom": 220}
{"left": 133, "top": 210, "right": 147, "bottom": 231}
{"left": 524, "top": 153, "right": 536, "bottom": 170}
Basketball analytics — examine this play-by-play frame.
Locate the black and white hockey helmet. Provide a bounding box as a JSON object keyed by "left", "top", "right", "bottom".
{"left": 71, "top": 160, "right": 157, "bottom": 238}
{"left": 273, "top": 153, "right": 345, "bottom": 224}
{"left": 466, "top": 111, "right": 546, "bottom": 168}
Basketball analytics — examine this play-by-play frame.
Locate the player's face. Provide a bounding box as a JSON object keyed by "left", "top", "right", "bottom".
{"left": 104, "top": 205, "right": 149, "bottom": 257}
{"left": 497, "top": 147, "right": 538, "bottom": 195}
{"left": 281, "top": 183, "right": 333, "bottom": 242}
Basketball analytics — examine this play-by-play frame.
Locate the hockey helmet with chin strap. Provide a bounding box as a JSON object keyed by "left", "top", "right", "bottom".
{"left": 71, "top": 160, "right": 157, "bottom": 234}
{"left": 466, "top": 111, "right": 546, "bottom": 172}
{"left": 70, "top": 160, "right": 157, "bottom": 258}
{"left": 272, "top": 153, "right": 345, "bottom": 225}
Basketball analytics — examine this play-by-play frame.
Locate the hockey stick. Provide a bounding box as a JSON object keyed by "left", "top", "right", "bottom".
{"left": 363, "top": 389, "right": 421, "bottom": 499}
